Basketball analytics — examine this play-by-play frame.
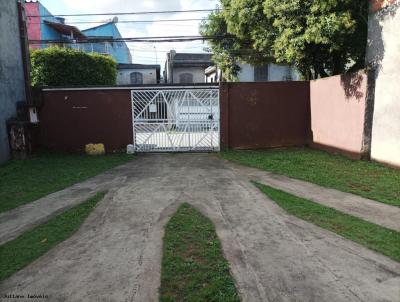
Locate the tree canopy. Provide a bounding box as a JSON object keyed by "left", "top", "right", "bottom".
{"left": 200, "top": 0, "right": 368, "bottom": 80}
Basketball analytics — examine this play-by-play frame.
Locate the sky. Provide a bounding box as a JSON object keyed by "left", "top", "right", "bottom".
{"left": 39, "top": 0, "right": 219, "bottom": 66}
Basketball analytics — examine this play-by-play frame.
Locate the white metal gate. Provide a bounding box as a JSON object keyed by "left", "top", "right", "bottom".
{"left": 131, "top": 86, "right": 220, "bottom": 152}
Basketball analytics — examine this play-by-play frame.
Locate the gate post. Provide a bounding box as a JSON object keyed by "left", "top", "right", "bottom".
{"left": 219, "top": 82, "right": 230, "bottom": 150}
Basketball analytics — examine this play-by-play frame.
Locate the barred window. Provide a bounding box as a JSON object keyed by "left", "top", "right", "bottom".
{"left": 130, "top": 72, "right": 143, "bottom": 84}
{"left": 254, "top": 66, "right": 268, "bottom": 82}
{"left": 179, "top": 73, "right": 193, "bottom": 83}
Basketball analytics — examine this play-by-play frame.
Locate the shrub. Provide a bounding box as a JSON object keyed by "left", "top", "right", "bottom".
{"left": 30, "top": 47, "right": 117, "bottom": 87}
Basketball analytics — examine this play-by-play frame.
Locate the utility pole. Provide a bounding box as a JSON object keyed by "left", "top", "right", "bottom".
{"left": 17, "top": 0, "right": 32, "bottom": 104}
{"left": 153, "top": 46, "right": 158, "bottom": 65}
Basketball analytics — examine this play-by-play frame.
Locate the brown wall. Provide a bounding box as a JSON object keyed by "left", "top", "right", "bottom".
{"left": 39, "top": 89, "right": 132, "bottom": 153}
{"left": 309, "top": 71, "right": 368, "bottom": 158}
{"left": 38, "top": 77, "right": 371, "bottom": 159}
{"left": 220, "top": 82, "right": 310, "bottom": 150}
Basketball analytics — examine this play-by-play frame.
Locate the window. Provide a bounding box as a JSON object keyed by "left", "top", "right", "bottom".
{"left": 130, "top": 72, "right": 143, "bottom": 84}
{"left": 283, "top": 67, "right": 293, "bottom": 81}
{"left": 254, "top": 65, "right": 268, "bottom": 82}
{"left": 179, "top": 73, "right": 193, "bottom": 83}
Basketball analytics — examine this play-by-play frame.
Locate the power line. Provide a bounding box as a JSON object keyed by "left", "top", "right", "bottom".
{"left": 28, "top": 35, "right": 235, "bottom": 44}
{"left": 130, "top": 47, "right": 205, "bottom": 52}
{"left": 27, "top": 8, "right": 220, "bottom": 18}
{"left": 28, "top": 18, "right": 206, "bottom": 25}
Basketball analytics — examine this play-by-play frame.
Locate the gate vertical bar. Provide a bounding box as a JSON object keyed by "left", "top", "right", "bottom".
{"left": 131, "top": 90, "right": 136, "bottom": 151}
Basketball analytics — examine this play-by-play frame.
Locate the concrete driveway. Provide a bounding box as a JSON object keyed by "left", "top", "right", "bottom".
{"left": 1, "top": 154, "right": 399, "bottom": 302}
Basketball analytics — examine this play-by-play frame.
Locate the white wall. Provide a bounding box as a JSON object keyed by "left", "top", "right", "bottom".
{"left": 237, "top": 63, "right": 254, "bottom": 82}
{"left": 205, "top": 69, "right": 221, "bottom": 83}
{"left": 268, "top": 64, "right": 301, "bottom": 81}
{"left": 205, "top": 73, "right": 217, "bottom": 83}
{"left": 367, "top": 3, "right": 400, "bottom": 166}
{"left": 173, "top": 67, "right": 206, "bottom": 83}
{"left": 117, "top": 68, "right": 157, "bottom": 85}
{"left": 237, "top": 63, "right": 300, "bottom": 82}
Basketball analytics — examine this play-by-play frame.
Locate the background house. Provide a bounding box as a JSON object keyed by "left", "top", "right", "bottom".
{"left": 205, "top": 66, "right": 222, "bottom": 83}
{"left": 80, "top": 22, "right": 132, "bottom": 64}
{"left": 206, "top": 63, "right": 300, "bottom": 83}
{"left": 164, "top": 51, "right": 213, "bottom": 84}
{"left": 237, "top": 63, "right": 300, "bottom": 82}
{"left": 0, "top": 0, "right": 27, "bottom": 163}
{"left": 25, "top": 1, "right": 85, "bottom": 49}
{"left": 117, "top": 64, "right": 161, "bottom": 85}
{"left": 25, "top": 1, "right": 131, "bottom": 64}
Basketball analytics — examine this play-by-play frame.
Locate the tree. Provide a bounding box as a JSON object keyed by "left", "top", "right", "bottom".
{"left": 200, "top": 0, "right": 274, "bottom": 81}
{"left": 200, "top": 11, "right": 243, "bottom": 81}
{"left": 201, "top": 0, "right": 368, "bottom": 80}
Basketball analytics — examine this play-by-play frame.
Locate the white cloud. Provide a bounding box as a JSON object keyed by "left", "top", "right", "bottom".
{"left": 52, "top": 0, "right": 219, "bottom": 65}
{"left": 61, "top": 0, "right": 183, "bottom": 13}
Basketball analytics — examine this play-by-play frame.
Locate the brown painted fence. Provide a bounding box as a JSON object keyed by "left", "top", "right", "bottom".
{"left": 39, "top": 88, "right": 132, "bottom": 153}
{"left": 220, "top": 82, "right": 310, "bottom": 150}
{"left": 38, "top": 72, "right": 372, "bottom": 160}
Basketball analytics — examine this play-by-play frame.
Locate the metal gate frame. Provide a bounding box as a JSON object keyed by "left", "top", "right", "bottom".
{"left": 131, "top": 86, "right": 220, "bottom": 153}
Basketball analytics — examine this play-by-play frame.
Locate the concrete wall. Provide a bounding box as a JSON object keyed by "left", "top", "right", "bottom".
{"left": 173, "top": 67, "right": 205, "bottom": 83}
{"left": 0, "top": 0, "right": 26, "bottom": 163}
{"left": 39, "top": 89, "right": 133, "bottom": 153}
{"left": 220, "top": 82, "right": 310, "bottom": 149}
{"left": 117, "top": 68, "right": 158, "bottom": 85}
{"left": 366, "top": 1, "right": 400, "bottom": 166}
{"left": 309, "top": 71, "right": 368, "bottom": 158}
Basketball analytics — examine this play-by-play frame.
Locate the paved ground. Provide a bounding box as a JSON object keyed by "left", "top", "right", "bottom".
{"left": 0, "top": 170, "right": 127, "bottom": 246}
{"left": 1, "top": 154, "right": 399, "bottom": 302}
{"left": 227, "top": 160, "right": 400, "bottom": 232}
{"left": 135, "top": 129, "right": 220, "bottom": 152}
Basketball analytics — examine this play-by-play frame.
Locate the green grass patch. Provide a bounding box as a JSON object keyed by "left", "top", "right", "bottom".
{"left": 0, "top": 191, "right": 106, "bottom": 281}
{"left": 254, "top": 182, "right": 400, "bottom": 262}
{"left": 0, "top": 152, "right": 134, "bottom": 213}
{"left": 221, "top": 148, "right": 400, "bottom": 206}
{"left": 160, "top": 203, "right": 240, "bottom": 302}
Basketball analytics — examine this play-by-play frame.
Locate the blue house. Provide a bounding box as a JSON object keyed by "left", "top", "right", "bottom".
{"left": 26, "top": 0, "right": 84, "bottom": 49}
{"left": 81, "top": 22, "right": 132, "bottom": 64}
{"left": 26, "top": 1, "right": 131, "bottom": 64}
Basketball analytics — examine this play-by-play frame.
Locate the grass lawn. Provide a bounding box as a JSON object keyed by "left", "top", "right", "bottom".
{"left": 221, "top": 148, "right": 400, "bottom": 207}
{"left": 0, "top": 191, "right": 106, "bottom": 281}
{"left": 0, "top": 153, "right": 134, "bottom": 213}
{"left": 160, "top": 203, "right": 240, "bottom": 302}
{"left": 254, "top": 182, "right": 400, "bottom": 262}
